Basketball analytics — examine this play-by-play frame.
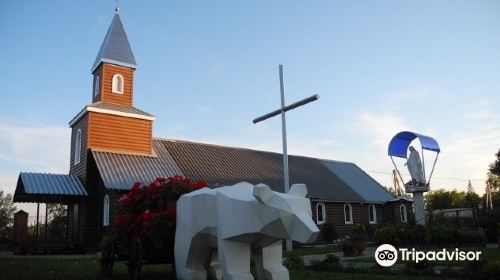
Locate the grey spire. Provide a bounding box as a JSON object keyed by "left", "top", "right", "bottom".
{"left": 91, "top": 13, "right": 136, "bottom": 72}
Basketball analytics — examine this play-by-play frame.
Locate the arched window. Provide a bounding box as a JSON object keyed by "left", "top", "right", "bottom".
{"left": 344, "top": 203, "right": 353, "bottom": 224}
{"left": 400, "top": 204, "right": 407, "bottom": 223}
{"left": 112, "top": 74, "right": 124, "bottom": 94}
{"left": 103, "top": 194, "right": 110, "bottom": 226}
{"left": 74, "top": 129, "right": 82, "bottom": 165}
{"left": 316, "top": 202, "right": 326, "bottom": 225}
{"left": 94, "top": 75, "right": 100, "bottom": 97}
{"left": 369, "top": 204, "right": 377, "bottom": 224}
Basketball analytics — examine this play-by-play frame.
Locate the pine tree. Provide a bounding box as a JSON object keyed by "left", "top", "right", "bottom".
{"left": 467, "top": 180, "right": 474, "bottom": 194}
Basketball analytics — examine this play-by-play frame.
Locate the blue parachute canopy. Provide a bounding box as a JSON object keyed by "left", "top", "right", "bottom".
{"left": 388, "top": 131, "right": 440, "bottom": 158}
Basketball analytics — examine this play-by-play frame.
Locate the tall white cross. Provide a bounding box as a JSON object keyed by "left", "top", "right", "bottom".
{"left": 253, "top": 64, "right": 319, "bottom": 251}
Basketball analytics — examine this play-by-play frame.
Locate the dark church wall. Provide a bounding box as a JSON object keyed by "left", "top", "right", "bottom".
{"left": 101, "top": 190, "right": 126, "bottom": 237}
{"left": 385, "top": 200, "right": 413, "bottom": 224}
{"left": 312, "top": 201, "right": 412, "bottom": 243}
{"left": 69, "top": 114, "right": 89, "bottom": 184}
{"left": 77, "top": 153, "right": 102, "bottom": 250}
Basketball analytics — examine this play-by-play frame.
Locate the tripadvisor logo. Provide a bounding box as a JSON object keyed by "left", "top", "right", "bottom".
{"left": 375, "top": 244, "right": 482, "bottom": 267}
{"left": 375, "top": 244, "right": 398, "bottom": 267}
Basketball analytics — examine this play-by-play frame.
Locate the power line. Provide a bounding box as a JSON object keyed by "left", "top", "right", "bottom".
{"left": 365, "top": 170, "right": 485, "bottom": 182}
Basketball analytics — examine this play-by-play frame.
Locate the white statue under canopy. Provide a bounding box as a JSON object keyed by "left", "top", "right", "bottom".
{"left": 405, "top": 146, "right": 425, "bottom": 185}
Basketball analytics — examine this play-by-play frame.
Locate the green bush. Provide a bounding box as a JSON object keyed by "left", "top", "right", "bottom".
{"left": 374, "top": 222, "right": 487, "bottom": 246}
{"left": 404, "top": 260, "right": 433, "bottom": 276}
{"left": 365, "top": 224, "right": 376, "bottom": 239}
{"left": 308, "top": 254, "right": 342, "bottom": 271}
{"left": 374, "top": 223, "right": 409, "bottom": 245}
{"left": 339, "top": 237, "right": 358, "bottom": 256}
{"left": 477, "top": 210, "right": 500, "bottom": 242}
{"left": 284, "top": 255, "right": 305, "bottom": 270}
{"left": 478, "top": 260, "right": 500, "bottom": 280}
{"left": 321, "top": 222, "right": 337, "bottom": 244}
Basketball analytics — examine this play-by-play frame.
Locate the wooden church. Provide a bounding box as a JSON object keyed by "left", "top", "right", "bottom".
{"left": 13, "top": 11, "right": 412, "bottom": 251}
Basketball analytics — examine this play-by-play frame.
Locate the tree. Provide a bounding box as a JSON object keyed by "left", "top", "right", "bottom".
{"left": 425, "top": 189, "right": 453, "bottom": 210}
{"left": 489, "top": 148, "right": 500, "bottom": 176}
{"left": 467, "top": 180, "right": 474, "bottom": 194}
{"left": 46, "top": 204, "right": 67, "bottom": 240}
{"left": 486, "top": 172, "right": 500, "bottom": 193}
{"left": 486, "top": 149, "right": 500, "bottom": 195}
{"left": 0, "top": 190, "right": 16, "bottom": 231}
{"left": 425, "top": 189, "right": 474, "bottom": 209}
{"left": 464, "top": 180, "right": 481, "bottom": 208}
{"left": 449, "top": 190, "right": 465, "bottom": 208}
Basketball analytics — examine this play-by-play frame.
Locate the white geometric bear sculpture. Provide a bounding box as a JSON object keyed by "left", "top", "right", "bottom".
{"left": 175, "top": 182, "right": 319, "bottom": 280}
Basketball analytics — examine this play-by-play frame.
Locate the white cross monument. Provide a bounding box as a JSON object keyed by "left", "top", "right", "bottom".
{"left": 253, "top": 64, "right": 319, "bottom": 251}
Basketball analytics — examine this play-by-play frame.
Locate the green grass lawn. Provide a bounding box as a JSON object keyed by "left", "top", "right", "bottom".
{"left": 0, "top": 257, "right": 174, "bottom": 280}
{"left": 290, "top": 271, "right": 451, "bottom": 280}
{"left": 284, "top": 246, "right": 341, "bottom": 257}
{"left": 344, "top": 247, "right": 500, "bottom": 267}
{"left": 0, "top": 255, "right": 443, "bottom": 280}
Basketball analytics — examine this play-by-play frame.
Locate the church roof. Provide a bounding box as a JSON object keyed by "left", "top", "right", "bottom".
{"left": 92, "top": 141, "right": 183, "bottom": 190}
{"left": 91, "top": 13, "right": 136, "bottom": 73}
{"left": 14, "top": 173, "right": 88, "bottom": 203}
{"left": 69, "top": 102, "right": 154, "bottom": 127}
{"left": 321, "top": 160, "right": 395, "bottom": 203}
{"left": 87, "top": 102, "right": 154, "bottom": 117}
{"left": 91, "top": 138, "right": 395, "bottom": 203}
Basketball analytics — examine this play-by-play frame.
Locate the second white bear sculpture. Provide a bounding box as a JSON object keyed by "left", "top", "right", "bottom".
{"left": 175, "top": 182, "right": 320, "bottom": 280}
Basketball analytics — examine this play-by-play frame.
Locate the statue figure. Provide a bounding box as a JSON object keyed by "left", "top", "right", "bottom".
{"left": 405, "top": 146, "right": 425, "bottom": 184}
{"left": 175, "top": 182, "right": 319, "bottom": 280}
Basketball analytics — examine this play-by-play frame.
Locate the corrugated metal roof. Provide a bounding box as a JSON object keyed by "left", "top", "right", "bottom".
{"left": 88, "top": 102, "right": 154, "bottom": 117}
{"left": 158, "top": 139, "right": 365, "bottom": 202}
{"left": 14, "top": 173, "right": 87, "bottom": 202}
{"left": 91, "top": 13, "right": 136, "bottom": 72}
{"left": 90, "top": 138, "right": 394, "bottom": 203}
{"left": 92, "top": 140, "right": 183, "bottom": 190}
{"left": 321, "top": 160, "right": 395, "bottom": 203}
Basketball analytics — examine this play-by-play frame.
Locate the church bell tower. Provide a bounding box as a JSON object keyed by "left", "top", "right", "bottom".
{"left": 69, "top": 10, "right": 155, "bottom": 182}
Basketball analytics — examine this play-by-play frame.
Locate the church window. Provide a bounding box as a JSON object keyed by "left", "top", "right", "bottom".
{"left": 94, "top": 75, "right": 100, "bottom": 97}
{"left": 112, "top": 74, "right": 124, "bottom": 94}
{"left": 103, "top": 194, "right": 110, "bottom": 226}
{"left": 316, "top": 202, "right": 326, "bottom": 224}
{"left": 344, "top": 203, "right": 353, "bottom": 224}
{"left": 369, "top": 204, "right": 377, "bottom": 224}
{"left": 74, "top": 129, "right": 82, "bottom": 165}
{"left": 400, "top": 204, "right": 408, "bottom": 223}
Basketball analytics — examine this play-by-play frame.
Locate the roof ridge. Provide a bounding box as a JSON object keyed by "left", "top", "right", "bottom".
{"left": 20, "top": 171, "right": 73, "bottom": 176}
{"left": 153, "top": 137, "right": 335, "bottom": 161}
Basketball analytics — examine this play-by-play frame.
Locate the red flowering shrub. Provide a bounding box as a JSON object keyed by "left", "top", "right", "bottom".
{"left": 112, "top": 176, "right": 208, "bottom": 248}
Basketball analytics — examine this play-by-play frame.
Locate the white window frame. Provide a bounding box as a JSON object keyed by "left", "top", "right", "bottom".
{"left": 103, "top": 194, "right": 110, "bottom": 226}
{"left": 400, "top": 204, "right": 407, "bottom": 223}
{"left": 344, "top": 203, "right": 353, "bottom": 224}
{"left": 112, "top": 74, "right": 124, "bottom": 94}
{"left": 74, "top": 129, "right": 82, "bottom": 165}
{"left": 368, "top": 204, "right": 377, "bottom": 224}
{"left": 94, "top": 75, "right": 100, "bottom": 97}
{"left": 316, "top": 202, "right": 326, "bottom": 225}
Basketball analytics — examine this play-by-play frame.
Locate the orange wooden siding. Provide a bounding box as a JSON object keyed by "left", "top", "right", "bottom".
{"left": 94, "top": 63, "right": 134, "bottom": 106}
{"left": 87, "top": 112, "right": 152, "bottom": 154}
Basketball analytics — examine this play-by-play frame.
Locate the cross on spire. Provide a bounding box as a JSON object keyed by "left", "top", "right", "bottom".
{"left": 115, "top": 0, "right": 120, "bottom": 14}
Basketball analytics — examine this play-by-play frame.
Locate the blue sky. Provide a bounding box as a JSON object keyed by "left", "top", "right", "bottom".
{"left": 1, "top": 1, "right": 499, "bottom": 213}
